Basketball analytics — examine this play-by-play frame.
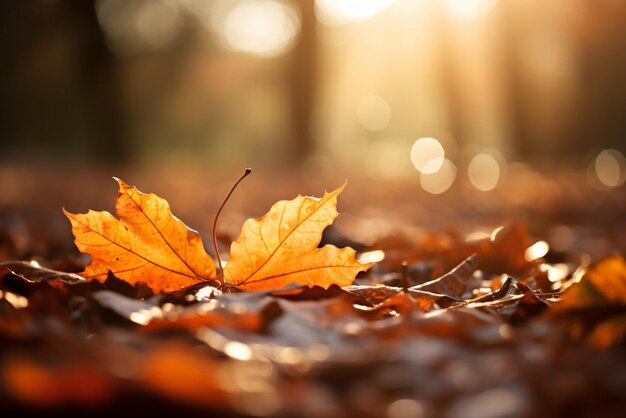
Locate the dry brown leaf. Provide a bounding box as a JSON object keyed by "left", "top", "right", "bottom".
{"left": 410, "top": 254, "right": 477, "bottom": 300}
{"left": 224, "top": 183, "right": 373, "bottom": 291}
{"left": 0, "top": 261, "right": 86, "bottom": 284}
{"left": 64, "top": 178, "right": 216, "bottom": 293}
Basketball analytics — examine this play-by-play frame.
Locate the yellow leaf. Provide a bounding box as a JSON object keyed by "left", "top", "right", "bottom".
{"left": 64, "top": 178, "right": 216, "bottom": 293}
{"left": 224, "top": 183, "right": 373, "bottom": 291}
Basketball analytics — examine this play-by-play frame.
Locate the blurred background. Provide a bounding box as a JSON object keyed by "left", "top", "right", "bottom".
{"left": 0, "top": 0, "right": 625, "bottom": 259}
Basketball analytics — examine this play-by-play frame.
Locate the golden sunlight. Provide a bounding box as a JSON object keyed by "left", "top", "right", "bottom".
{"left": 410, "top": 137, "right": 445, "bottom": 174}
{"left": 420, "top": 159, "right": 457, "bottom": 194}
{"left": 217, "top": 0, "right": 300, "bottom": 57}
{"left": 468, "top": 152, "right": 501, "bottom": 191}
{"left": 594, "top": 149, "right": 625, "bottom": 188}
{"left": 315, "top": 0, "right": 394, "bottom": 26}
{"left": 442, "top": 0, "right": 497, "bottom": 21}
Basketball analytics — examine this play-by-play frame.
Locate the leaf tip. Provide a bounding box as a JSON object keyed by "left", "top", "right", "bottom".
{"left": 328, "top": 180, "right": 348, "bottom": 197}
{"left": 113, "top": 177, "right": 131, "bottom": 191}
{"left": 62, "top": 207, "right": 75, "bottom": 219}
{"left": 362, "top": 260, "right": 376, "bottom": 271}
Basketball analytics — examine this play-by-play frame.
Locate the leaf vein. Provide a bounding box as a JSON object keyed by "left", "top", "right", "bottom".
{"left": 74, "top": 217, "right": 200, "bottom": 280}
{"left": 124, "top": 187, "right": 203, "bottom": 278}
{"left": 236, "top": 191, "right": 337, "bottom": 286}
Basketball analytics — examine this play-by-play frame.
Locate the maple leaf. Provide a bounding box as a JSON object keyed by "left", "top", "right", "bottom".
{"left": 65, "top": 178, "right": 371, "bottom": 293}
{"left": 64, "top": 178, "right": 216, "bottom": 293}
{"left": 223, "top": 183, "right": 373, "bottom": 291}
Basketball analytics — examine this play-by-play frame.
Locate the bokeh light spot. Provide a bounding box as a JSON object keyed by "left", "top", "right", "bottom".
{"left": 410, "top": 137, "right": 445, "bottom": 174}
{"left": 468, "top": 153, "right": 501, "bottom": 191}
{"left": 96, "top": 0, "right": 182, "bottom": 55}
{"left": 224, "top": 341, "right": 253, "bottom": 361}
{"left": 420, "top": 159, "right": 456, "bottom": 194}
{"left": 357, "top": 250, "right": 385, "bottom": 264}
{"left": 594, "top": 149, "right": 625, "bottom": 188}
{"left": 387, "top": 398, "right": 424, "bottom": 418}
{"left": 217, "top": 0, "right": 300, "bottom": 57}
{"left": 524, "top": 241, "right": 549, "bottom": 262}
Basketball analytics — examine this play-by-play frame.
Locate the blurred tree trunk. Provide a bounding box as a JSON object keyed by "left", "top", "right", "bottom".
{"left": 574, "top": 2, "right": 626, "bottom": 155}
{"left": 434, "top": 5, "right": 465, "bottom": 151}
{"left": 68, "top": 0, "right": 130, "bottom": 163}
{"left": 288, "top": 0, "right": 317, "bottom": 163}
{"left": 499, "top": 0, "right": 530, "bottom": 159}
{"left": 0, "top": 1, "right": 129, "bottom": 162}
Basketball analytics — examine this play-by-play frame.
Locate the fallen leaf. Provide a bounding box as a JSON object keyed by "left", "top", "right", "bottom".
{"left": 552, "top": 254, "right": 626, "bottom": 348}
{"left": 91, "top": 290, "right": 162, "bottom": 325}
{"left": 0, "top": 261, "right": 86, "bottom": 285}
{"left": 354, "top": 290, "right": 436, "bottom": 318}
{"left": 65, "top": 179, "right": 370, "bottom": 293}
{"left": 64, "top": 178, "right": 216, "bottom": 293}
{"left": 343, "top": 284, "right": 403, "bottom": 305}
{"left": 410, "top": 255, "right": 477, "bottom": 300}
{"left": 555, "top": 254, "right": 626, "bottom": 310}
{"left": 144, "top": 291, "right": 275, "bottom": 333}
{"left": 460, "top": 279, "right": 550, "bottom": 323}
{"left": 377, "top": 222, "right": 533, "bottom": 278}
{"left": 344, "top": 284, "right": 449, "bottom": 312}
{"left": 224, "top": 183, "right": 373, "bottom": 291}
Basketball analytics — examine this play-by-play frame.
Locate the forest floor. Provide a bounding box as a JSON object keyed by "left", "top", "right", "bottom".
{"left": 1, "top": 162, "right": 625, "bottom": 418}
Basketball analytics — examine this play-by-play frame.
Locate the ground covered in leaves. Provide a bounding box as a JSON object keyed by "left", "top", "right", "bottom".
{"left": 1, "top": 165, "right": 626, "bottom": 418}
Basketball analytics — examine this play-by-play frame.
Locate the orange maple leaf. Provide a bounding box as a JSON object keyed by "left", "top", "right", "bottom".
{"left": 223, "top": 183, "right": 373, "bottom": 291}
{"left": 64, "top": 178, "right": 216, "bottom": 293}
{"left": 65, "top": 179, "right": 372, "bottom": 293}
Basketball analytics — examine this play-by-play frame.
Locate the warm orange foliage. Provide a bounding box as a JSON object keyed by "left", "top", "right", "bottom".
{"left": 553, "top": 254, "right": 626, "bottom": 348}
{"left": 64, "top": 179, "right": 371, "bottom": 293}
{"left": 556, "top": 254, "right": 626, "bottom": 310}
{"left": 137, "top": 344, "right": 225, "bottom": 408}
{"left": 224, "top": 183, "right": 373, "bottom": 291}
{"left": 64, "top": 178, "right": 216, "bottom": 293}
{"left": 3, "top": 358, "right": 113, "bottom": 406}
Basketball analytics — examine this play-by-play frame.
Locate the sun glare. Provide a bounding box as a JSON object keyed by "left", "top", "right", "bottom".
{"left": 216, "top": 0, "right": 300, "bottom": 57}
{"left": 315, "top": 0, "right": 394, "bottom": 26}
{"left": 442, "top": 0, "right": 497, "bottom": 21}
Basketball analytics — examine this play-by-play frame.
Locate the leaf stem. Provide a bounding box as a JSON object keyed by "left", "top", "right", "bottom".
{"left": 213, "top": 168, "right": 252, "bottom": 284}
{"left": 401, "top": 261, "right": 409, "bottom": 289}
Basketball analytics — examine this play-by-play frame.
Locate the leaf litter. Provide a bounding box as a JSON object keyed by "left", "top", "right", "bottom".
{"left": 1, "top": 177, "right": 626, "bottom": 418}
